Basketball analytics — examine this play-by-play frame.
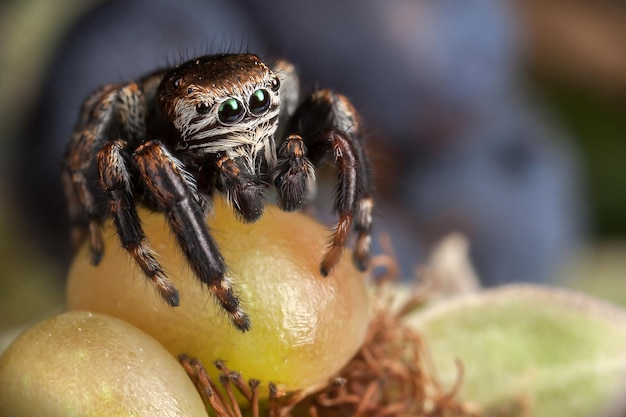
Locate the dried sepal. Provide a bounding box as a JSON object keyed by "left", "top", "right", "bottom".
{"left": 180, "top": 265, "right": 479, "bottom": 417}
{"left": 180, "top": 355, "right": 260, "bottom": 417}
{"left": 296, "top": 287, "right": 478, "bottom": 417}
{"left": 179, "top": 354, "right": 234, "bottom": 417}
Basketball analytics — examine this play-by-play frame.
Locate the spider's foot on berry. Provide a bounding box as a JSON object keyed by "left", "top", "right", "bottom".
{"left": 210, "top": 279, "right": 251, "bottom": 331}
{"left": 87, "top": 224, "right": 105, "bottom": 266}
{"left": 155, "top": 277, "right": 180, "bottom": 307}
{"left": 320, "top": 213, "right": 355, "bottom": 277}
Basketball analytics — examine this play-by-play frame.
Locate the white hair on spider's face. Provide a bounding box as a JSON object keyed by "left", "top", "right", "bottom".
{"left": 170, "top": 67, "right": 282, "bottom": 175}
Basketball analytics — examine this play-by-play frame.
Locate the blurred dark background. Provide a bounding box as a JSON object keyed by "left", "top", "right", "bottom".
{"left": 1, "top": 0, "right": 625, "bottom": 332}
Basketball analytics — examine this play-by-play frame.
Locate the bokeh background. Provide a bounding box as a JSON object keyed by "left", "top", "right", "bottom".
{"left": 1, "top": 0, "right": 625, "bottom": 333}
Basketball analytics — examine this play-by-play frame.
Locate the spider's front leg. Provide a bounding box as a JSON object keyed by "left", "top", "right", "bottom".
{"left": 65, "top": 82, "right": 180, "bottom": 306}
{"left": 276, "top": 90, "right": 374, "bottom": 276}
{"left": 96, "top": 140, "right": 179, "bottom": 306}
{"left": 133, "top": 140, "right": 250, "bottom": 331}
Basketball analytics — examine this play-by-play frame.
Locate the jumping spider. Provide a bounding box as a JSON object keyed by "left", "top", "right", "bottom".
{"left": 63, "top": 54, "right": 373, "bottom": 332}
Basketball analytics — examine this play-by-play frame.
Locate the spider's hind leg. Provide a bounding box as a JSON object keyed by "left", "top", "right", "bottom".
{"left": 63, "top": 84, "right": 121, "bottom": 265}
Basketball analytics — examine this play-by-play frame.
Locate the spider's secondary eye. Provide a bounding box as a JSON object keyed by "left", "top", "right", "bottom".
{"left": 248, "top": 89, "right": 271, "bottom": 115}
{"left": 196, "top": 102, "right": 210, "bottom": 115}
{"left": 217, "top": 98, "right": 244, "bottom": 124}
{"left": 270, "top": 77, "right": 280, "bottom": 92}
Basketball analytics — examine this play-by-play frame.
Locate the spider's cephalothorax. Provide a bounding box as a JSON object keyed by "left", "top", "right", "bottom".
{"left": 63, "top": 54, "right": 373, "bottom": 332}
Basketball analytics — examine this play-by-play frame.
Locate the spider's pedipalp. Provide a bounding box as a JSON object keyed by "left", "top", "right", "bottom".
{"left": 134, "top": 140, "right": 250, "bottom": 331}
{"left": 273, "top": 134, "right": 316, "bottom": 212}
{"left": 216, "top": 155, "right": 267, "bottom": 223}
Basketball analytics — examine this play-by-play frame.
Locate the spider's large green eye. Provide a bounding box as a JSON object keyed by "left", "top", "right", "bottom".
{"left": 217, "top": 98, "right": 244, "bottom": 124}
{"left": 249, "top": 89, "right": 271, "bottom": 115}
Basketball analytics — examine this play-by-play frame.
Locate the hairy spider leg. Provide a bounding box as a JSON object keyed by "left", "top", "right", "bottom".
{"left": 320, "top": 129, "right": 370, "bottom": 275}
{"left": 352, "top": 195, "right": 374, "bottom": 271}
{"left": 97, "top": 140, "right": 179, "bottom": 306}
{"left": 352, "top": 165, "right": 374, "bottom": 271}
{"left": 64, "top": 82, "right": 179, "bottom": 305}
{"left": 281, "top": 89, "right": 374, "bottom": 276}
{"left": 63, "top": 84, "right": 121, "bottom": 264}
{"left": 133, "top": 140, "right": 251, "bottom": 332}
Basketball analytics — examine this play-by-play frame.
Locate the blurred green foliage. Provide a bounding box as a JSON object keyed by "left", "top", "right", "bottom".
{"left": 537, "top": 79, "right": 626, "bottom": 238}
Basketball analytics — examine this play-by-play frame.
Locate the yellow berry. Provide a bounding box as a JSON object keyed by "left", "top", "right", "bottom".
{"left": 66, "top": 198, "right": 370, "bottom": 394}
{"left": 0, "top": 311, "right": 208, "bottom": 417}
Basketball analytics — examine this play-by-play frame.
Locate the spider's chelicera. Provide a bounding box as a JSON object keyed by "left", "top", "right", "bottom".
{"left": 63, "top": 54, "right": 373, "bottom": 331}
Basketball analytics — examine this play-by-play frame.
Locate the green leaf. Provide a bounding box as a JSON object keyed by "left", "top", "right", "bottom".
{"left": 407, "top": 284, "right": 626, "bottom": 417}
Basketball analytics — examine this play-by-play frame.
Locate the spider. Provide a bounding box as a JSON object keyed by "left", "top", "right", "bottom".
{"left": 63, "top": 54, "right": 373, "bottom": 332}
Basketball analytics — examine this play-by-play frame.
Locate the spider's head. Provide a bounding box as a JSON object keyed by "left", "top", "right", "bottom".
{"left": 157, "top": 54, "right": 282, "bottom": 153}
